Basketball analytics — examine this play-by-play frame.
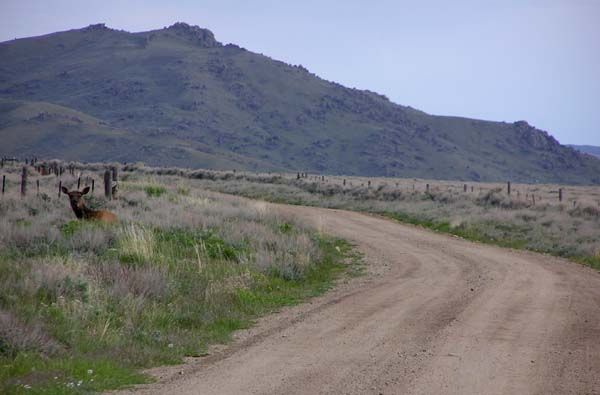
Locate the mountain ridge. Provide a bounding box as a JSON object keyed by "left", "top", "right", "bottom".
{"left": 568, "top": 145, "right": 600, "bottom": 159}
{"left": 1, "top": 22, "right": 599, "bottom": 184}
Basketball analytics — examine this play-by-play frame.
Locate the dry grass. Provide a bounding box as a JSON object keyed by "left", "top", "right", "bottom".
{"left": 0, "top": 162, "right": 351, "bottom": 394}
{"left": 132, "top": 165, "right": 599, "bottom": 268}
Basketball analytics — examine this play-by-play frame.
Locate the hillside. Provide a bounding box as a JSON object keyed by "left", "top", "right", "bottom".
{"left": 568, "top": 145, "right": 600, "bottom": 159}
{"left": 1, "top": 22, "right": 599, "bottom": 184}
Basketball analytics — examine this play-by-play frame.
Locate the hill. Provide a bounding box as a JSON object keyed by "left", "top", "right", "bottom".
{"left": 1, "top": 22, "right": 599, "bottom": 184}
{"left": 568, "top": 145, "right": 600, "bottom": 159}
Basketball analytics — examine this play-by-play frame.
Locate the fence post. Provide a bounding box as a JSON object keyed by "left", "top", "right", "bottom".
{"left": 36, "top": 179, "right": 39, "bottom": 196}
{"left": 77, "top": 177, "right": 81, "bottom": 190}
{"left": 91, "top": 179, "right": 95, "bottom": 193}
{"left": 426, "top": 184, "right": 430, "bottom": 193}
{"left": 21, "top": 166, "right": 27, "bottom": 197}
{"left": 58, "top": 180, "right": 62, "bottom": 198}
{"left": 464, "top": 184, "right": 467, "bottom": 192}
{"left": 507, "top": 181, "right": 511, "bottom": 195}
{"left": 2, "top": 175, "right": 5, "bottom": 195}
{"left": 112, "top": 166, "right": 118, "bottom": 182}
{"left": 558, "top": 188, "right": 563, "bottom": 202}
{"left": 104, "top": 170, "right": 112, "bottom": 200}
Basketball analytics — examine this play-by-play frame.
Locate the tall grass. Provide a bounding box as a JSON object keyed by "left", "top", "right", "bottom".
{"left": 195, "top": 178, "right": 600, "bottom": 271}
{"left": 0, "top": 169, "right": 353, "bottom": 394}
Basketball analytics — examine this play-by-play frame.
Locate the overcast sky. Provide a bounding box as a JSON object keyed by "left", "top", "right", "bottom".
{"left": 1, "top": 0, "right": 599, "bottom": 145}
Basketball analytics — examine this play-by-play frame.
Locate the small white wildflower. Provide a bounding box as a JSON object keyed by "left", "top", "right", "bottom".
{"left": 87, "top": 369, "right": 93, "bottom": 375}
{"left": 23, "top": 384, "right": 31, "bottom": 389}
{"left": 77, "top": 380, "right": 83, "bottom": 386}
{"left": 168, "top": 343, "right": 174, "bottom": 348}
{"left": 66, "top": 382, "right": 75, "bottom": 388}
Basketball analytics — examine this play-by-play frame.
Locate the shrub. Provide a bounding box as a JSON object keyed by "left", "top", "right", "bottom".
{"left": 144, "top": 185, "right": 166, "bottom": 198}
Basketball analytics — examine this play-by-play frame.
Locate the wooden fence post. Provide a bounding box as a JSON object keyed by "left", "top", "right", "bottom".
{"left": 426, "top": 184, "right": 430, "bottom": 193}
{"left": 2, "top": 175, "right": 5, "bottom": 195}
{"left": 558, "top": 188, "right": 563, "bottom": 202}
{"left": 58, "top": 180, "right": 62, "bottom": 198}
{"left": 112, "top": 166, "right": 118, "bottom": 182}
{"left": 91, "top": 179, "right": 95, "bottom": 193}
{"left": 104, "top": 170, "right": 112, "bottom": 200}
{"left": 464, "top": 184, "right": 467, "bottom": 192}
{"left": 21, "top": 166, "right": 27, "bottom": 197}
{"left": 507, "top": 181, "right": 511, "bottom": 195}
{"left": 36, "top": 180, "right": 39, "bottom": 195}
{"left": 77, "top": 177, "right": 81, "bottom": 190}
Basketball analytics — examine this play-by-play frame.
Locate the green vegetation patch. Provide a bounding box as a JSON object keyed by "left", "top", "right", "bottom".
{"left": 0, "top": 219, "right": 353, "bottom": 394}
{"left": 144, "top": 185, "right": 167, "bottom": 198}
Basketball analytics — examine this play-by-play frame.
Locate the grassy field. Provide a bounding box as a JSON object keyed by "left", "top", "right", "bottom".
{"left": 177, "top": 169, "right": 600, "bottom": 271}
{"left": 47, "top": 161, "right": 599, "bottom": 269}
{"left": 57, "top": 162, "right": 599, "bottom": 269}
{"left": 0, "top": 165, "right": 356, "bottom": 394}
{"left": 2, "top": 160, "right": 598, "bottom": 393}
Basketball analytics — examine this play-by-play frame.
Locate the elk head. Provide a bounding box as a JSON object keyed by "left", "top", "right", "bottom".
{"left": 61, "top": 186, "right": 117, "bottom": 223}
{"left": 61, "top": 186, "right": 90, "bottom": 219}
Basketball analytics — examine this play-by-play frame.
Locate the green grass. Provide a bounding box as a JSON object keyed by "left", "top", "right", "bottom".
{"left": 383, "top": 212, "right": 529, "bottom": 250}
{"left": 0, "top": 354, "right": 147, "bottom": 395}
{"left": 144, "top": 185, "right": 167, "bottom": 198}
{"left": 575, "top": 256, "right": 600, "bottom": 271}
{"left": 0, "top": 225, "right": 354, "bottom": 394}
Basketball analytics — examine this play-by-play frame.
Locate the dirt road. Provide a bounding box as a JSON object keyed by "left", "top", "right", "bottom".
{"left": 122, "top": 205, "right": 600, "bottom": 395}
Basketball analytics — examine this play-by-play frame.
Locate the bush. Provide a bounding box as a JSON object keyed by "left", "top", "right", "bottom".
{"left": 144, "top": 185, "right": 166, "bottom": 198}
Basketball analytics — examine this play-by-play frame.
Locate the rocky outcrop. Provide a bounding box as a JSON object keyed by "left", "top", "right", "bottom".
{"left": 165, "top": 22, "right": 221, "bottom": 47}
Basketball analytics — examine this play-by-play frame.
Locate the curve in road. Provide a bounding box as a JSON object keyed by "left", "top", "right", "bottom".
{"left": 120, "top": 205, "right": 600, "bottom": 395}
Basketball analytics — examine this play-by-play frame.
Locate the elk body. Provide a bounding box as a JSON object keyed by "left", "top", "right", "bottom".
{"left": 61, "top": 186, "right": 118, "bottom": 223}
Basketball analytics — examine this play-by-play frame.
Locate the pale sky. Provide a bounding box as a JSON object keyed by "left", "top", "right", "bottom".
{"left": 1, "top": 0, "right": 599, "bottom": 145}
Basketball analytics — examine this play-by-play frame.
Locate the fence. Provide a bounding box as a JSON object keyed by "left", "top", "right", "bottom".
{"left": 1, "top": 161, "right": 118, "bottom": 200}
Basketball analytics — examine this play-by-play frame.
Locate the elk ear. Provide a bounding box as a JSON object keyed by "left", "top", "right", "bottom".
{"left": 82, "top": 186, "right": 90, "bottom": 195}
{"left": 61, "top": 186, "right": 69, "bottom": 194}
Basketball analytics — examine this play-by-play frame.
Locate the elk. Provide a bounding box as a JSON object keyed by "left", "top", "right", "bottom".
{"left": 61, "top": 186, "right": 118, "bottom": 223}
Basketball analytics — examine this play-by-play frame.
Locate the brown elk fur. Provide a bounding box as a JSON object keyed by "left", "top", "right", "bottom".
{"left": 61, "top": 186, "right": 118, "bottom": 223}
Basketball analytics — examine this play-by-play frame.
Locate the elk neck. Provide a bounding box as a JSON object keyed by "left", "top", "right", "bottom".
{"left": 69, "top": 199, "right": 97, "bottom": 220}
